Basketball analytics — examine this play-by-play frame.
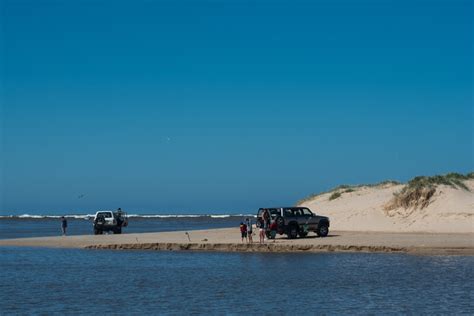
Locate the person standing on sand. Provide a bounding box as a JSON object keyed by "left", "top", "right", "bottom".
{"left": 61, "top": 216, "right": 68, "bottom": 236}
{"left": 257, "top": 217, "right": 265, "bottom": 244}
{"left": 263, "top": 209, "right": 271, "bottom": 238}
{"left": 263, "top": 209, "right": 271, "bottom": 240}
{"left": 246, "top": 218, "right": 253, "bottom": 244}
{"left": 240, "top": 222, "right": 248, "bottom": 243}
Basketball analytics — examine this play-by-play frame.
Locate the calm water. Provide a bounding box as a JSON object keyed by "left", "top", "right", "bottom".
{"left": 0, "top": 248, "right": 473, "bottom": 315}
{"left": 0, "top": 216, "right": 247, "bottom": 239}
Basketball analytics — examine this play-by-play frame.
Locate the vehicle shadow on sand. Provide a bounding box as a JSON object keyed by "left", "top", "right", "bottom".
{"left": 276, "top": 234, "right": 340, "bottom": 240}
{"left": 304, "top": 234, "right": 340, "bottom": 238}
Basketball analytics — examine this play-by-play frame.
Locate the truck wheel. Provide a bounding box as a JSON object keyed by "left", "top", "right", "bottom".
{"left": 276, "top": 216, "right": 284, "bottom": 227}
{"left": 288, "top": 224, "right": 298, "bottom": 239}
{"left": 316, "top": 225, "right": 329, "bottom": 237}
{"left": 94, "top": 229, "right": 102, "bottom": 235}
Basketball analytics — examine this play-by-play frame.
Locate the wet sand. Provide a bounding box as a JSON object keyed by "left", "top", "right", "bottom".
{"left": 0, "top": 228, "right": 473, "bottom": 255}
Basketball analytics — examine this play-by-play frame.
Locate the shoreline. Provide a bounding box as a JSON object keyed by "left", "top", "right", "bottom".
{"left": 1, "top": 228, "right": 473, "bottom": 255}
{"left": 85, "top": 242, "right": 474, "bottom": 256}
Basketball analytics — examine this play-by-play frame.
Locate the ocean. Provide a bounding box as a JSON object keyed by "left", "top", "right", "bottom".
{"left": 0, "top": 215, "right": 473, "bottom": 314}
{"left": 0, "top": 214, "right": 250, "bottom": 239}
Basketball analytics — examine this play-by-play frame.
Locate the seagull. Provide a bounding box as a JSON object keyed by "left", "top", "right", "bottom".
{"left": 78, "top": 194, "right": 86, "bottom": 199}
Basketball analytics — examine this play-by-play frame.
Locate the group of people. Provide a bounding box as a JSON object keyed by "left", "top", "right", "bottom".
{"left": 239, "top": 218, "right": 254, "bottom": 243}
{"left": 240, "top": 210, "right": 278, "bottom": 244}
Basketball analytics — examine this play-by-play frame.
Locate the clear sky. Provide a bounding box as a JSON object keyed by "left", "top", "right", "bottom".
{"left": 1, "top": 0, "right": 472, "bottom": 214}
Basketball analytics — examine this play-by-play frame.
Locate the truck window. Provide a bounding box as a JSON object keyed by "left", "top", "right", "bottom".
{"left": 283, "top": 208, "right": 293, "bottom": 217}
{"left": 301, "top": 208, "right": 313, "bottom": 216}
{"left": 269, "top": 208, "right": 279, "bottom": 218}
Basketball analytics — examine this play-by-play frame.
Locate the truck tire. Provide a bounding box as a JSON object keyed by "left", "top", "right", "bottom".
{"left": 94, "top": 228, "right": 102, "bottom": 235}
{"left": 316, "top": 224, "right": 329, "bottom": 237}
{"left": 288, "top": 224, "right": 299, "bottom": 239}
{"left": 276, "top": 216, "right": 284, "bottom": 227}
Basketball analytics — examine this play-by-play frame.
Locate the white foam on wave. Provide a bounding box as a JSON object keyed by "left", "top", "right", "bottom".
{"left": 0, "top": 213, "right": 256, "bottom": 219}
{"left": 19, "top": 214, "right": 47, "bottom": 219}
{"left": 0, "top": 214, "right": 94, "bottom": 220}
{"left": 129, "top": 214, "right": 202, "bottom": 218}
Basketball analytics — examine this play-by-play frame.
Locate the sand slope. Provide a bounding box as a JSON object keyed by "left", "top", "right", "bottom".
{"left": 299, "top": 180, "right": 474, "bottom": 233}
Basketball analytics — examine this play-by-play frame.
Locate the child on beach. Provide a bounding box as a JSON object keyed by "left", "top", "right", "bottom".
{"left": 270, "top": 220, "right": 277, "bottom": 242}
{"left": 240, "top": 222, "right": 248, "bottom": 243}
{"left": 246, "top": 218, "right": 253, "bottom": 244}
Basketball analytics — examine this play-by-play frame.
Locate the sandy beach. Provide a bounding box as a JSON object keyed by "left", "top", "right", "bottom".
{"left": 1, "top": 228, "right": 473, "bottom": 255}
{"left": 2, "top": 178, "right": 472, "bottom": 255}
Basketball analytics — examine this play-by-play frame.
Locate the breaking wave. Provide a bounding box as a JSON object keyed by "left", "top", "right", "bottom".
{"left": 0, "top": 214, "right": 256, "bottom": 220}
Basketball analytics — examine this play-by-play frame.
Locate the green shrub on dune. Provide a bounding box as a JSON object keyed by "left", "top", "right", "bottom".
{"left": 297, "top": 172, "right": 473, "bottom": 207}
{"left": 387, "top": 172, "right": 472, "bottom": 210}
{"left": 406, "top": 172, "right": 472, "bottom": 191}
{"left": 329, "top": 192, "right": 342, "bottom": 201}
{"left": 297, "top": 180, "right": 400, "bottom": 204}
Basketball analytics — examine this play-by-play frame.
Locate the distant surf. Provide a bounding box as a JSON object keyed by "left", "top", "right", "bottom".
{"left": 0, "top": 214, "right": 257, "bottom": 220}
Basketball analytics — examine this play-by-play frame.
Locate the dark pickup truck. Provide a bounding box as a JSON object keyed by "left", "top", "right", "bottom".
{"left": 257, "top": 207, "right": 330, "bottom": 239}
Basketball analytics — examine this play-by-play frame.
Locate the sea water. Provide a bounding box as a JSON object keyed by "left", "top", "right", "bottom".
{"left": 1, "top": 217, "right": 473, "bottom": 314}
{"left": 0, "top": 248, "right": 472, "bottom": 315}
{"left": 0, "top": 215, "right": 247, "bottom": 239}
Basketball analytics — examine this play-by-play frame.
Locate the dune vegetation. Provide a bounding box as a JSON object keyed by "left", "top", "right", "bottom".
{"left": 298, "top": 172, "right": 473, "bottom": 209}
{"left": 385, "top": 172, "right": 474, "bottom": 210}
{"left": 297, "top": 180, "right": 400, "bottom": 204}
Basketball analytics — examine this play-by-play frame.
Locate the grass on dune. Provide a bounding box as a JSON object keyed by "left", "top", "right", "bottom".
{"left": 404, "top": 172, "right": 473, "bottom": 191}
{"left": 329, "top": 192, "right": 342, "bottom": 201}
{"left": 386, "top": 172, "right": 473, "bottom": 210}
{"left": 297, "top": 180, "right": 401, "bottom": 204}
{"left": 298, "top": 172, "right": 473, "bottom": 206}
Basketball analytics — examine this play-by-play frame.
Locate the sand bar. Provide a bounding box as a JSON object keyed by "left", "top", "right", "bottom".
{"left": 0, "top": 228, "right": 473, "bottom": 255}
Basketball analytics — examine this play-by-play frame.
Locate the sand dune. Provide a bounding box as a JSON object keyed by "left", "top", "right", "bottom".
{"left": 299, "top": 179, "right": 474, "bottom": 233}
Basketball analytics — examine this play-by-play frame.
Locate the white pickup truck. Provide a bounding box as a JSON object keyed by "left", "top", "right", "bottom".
{"left": 93, "top": 210, "right": 128, "bottom": 235}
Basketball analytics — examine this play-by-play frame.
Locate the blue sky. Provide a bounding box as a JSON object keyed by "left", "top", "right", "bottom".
{"left": 1, "top": 0, "right": 472, "bottom": 214}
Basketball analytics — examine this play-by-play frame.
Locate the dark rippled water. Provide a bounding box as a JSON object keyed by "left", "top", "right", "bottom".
{"left": 1, "top": 247, "right": 472, "bottom": 315}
